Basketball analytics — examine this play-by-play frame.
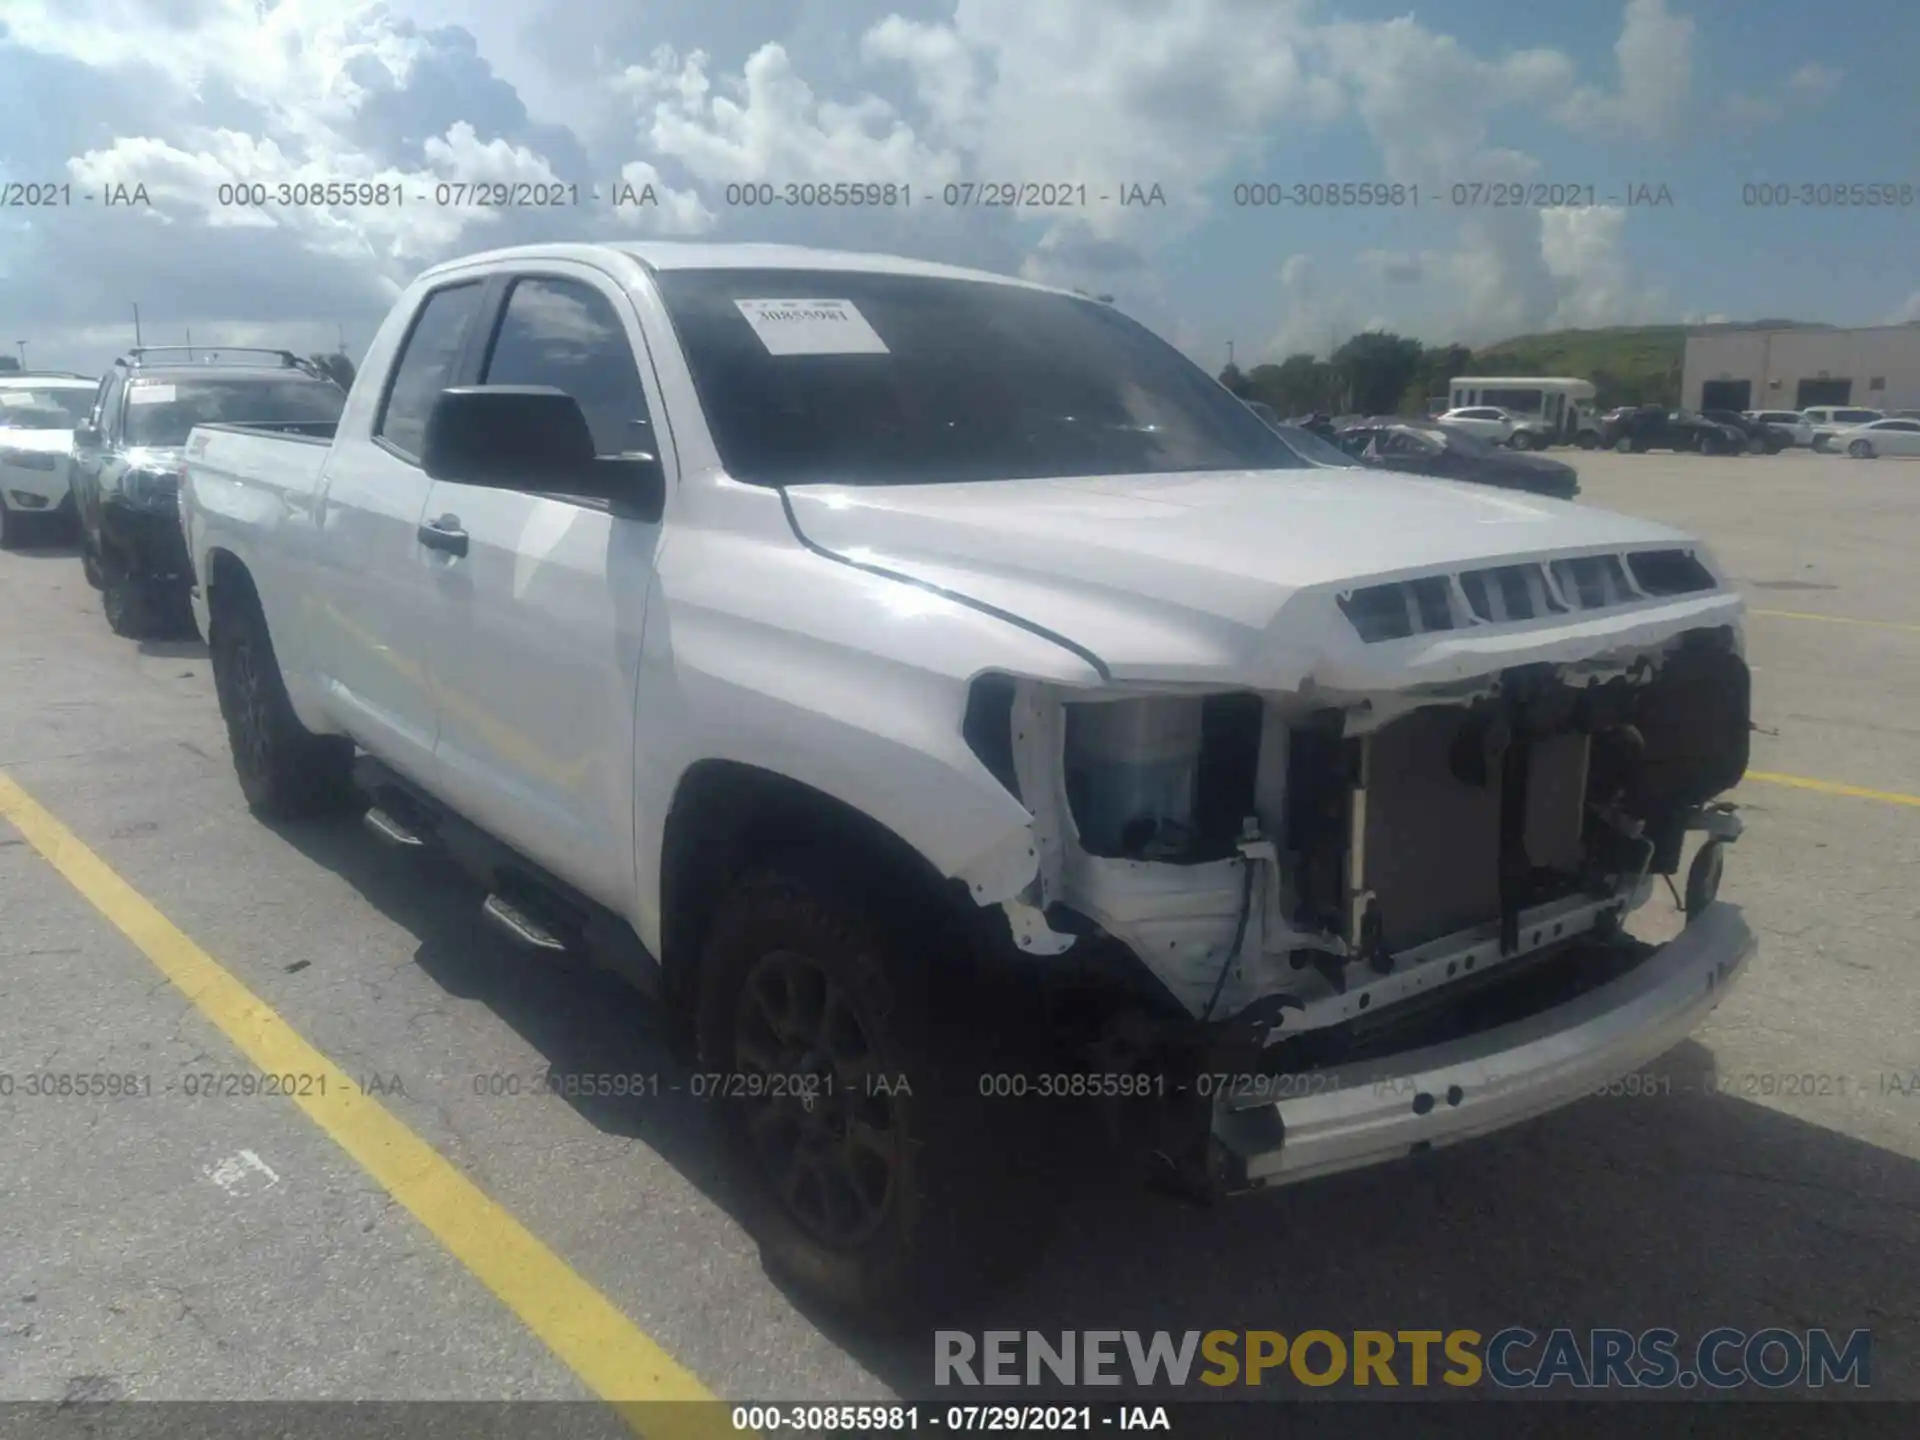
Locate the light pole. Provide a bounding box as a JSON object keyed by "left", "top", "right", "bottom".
{"left": 14, "top": 341, "right": 24, "bottom": 369}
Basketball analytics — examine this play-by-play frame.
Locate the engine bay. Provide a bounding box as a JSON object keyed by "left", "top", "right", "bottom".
{"left": 972, "top": 623, "right": 1752, "bottom": 1044}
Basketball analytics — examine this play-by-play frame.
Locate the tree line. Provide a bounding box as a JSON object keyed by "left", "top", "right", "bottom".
{"left": 1218, "top": 330, "right": 1680, "bottom": 418}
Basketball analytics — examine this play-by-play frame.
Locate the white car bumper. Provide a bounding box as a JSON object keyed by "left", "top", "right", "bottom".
{"left": 0, "top": 452, "right": 71, "bottom": 512}
{"left": 1215, "top": 901, "right": 1755, "bottom": 1186}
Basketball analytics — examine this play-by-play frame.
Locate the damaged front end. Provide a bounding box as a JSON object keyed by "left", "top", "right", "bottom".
{"left": 959, "top": 546, "right": 1757, "bottom": 1200}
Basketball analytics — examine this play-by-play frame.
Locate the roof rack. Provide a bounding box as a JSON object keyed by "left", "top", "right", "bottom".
{"left": 122, "top": 345, "right": 307, "bottom": 368}
{"left": 2, "top": 369, "right": 95, "bottom": 381}
{"left": 116, "top": 346, "right": 327, "bottom": 381}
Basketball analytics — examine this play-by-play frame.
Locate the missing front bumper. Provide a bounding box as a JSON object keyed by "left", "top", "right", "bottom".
{"left": 1211, "top": 901, "right": 1755, "bottom": 1188}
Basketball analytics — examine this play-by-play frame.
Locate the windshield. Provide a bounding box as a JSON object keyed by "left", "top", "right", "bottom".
{"left": 1429, "top": 423, "right": 1501, "bottom": 456}
{"left": 122, "top": 376, "right": 346, "bottom": 448}
{"left": 652, "top": 269, "right": 1311, "bottom": 486}
{"left": 0, "top": 386, "right": 94, "bottom": 430}
{"left": 1272, "top": 423, "right": 1359, "bottom": 466}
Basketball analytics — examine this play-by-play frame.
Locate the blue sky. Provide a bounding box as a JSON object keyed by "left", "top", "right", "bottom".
{"left": 1, "top": 0, "right": 1914, "bottom": 375}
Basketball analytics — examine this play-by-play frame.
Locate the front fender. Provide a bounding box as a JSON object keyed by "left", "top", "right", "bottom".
{"left": 628, "top": 528, "right": 1103, "bottom": 955}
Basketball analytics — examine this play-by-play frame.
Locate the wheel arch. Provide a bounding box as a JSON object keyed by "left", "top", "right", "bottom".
{"left": 656, "top": 759, "right": 985, "bottom": 1020}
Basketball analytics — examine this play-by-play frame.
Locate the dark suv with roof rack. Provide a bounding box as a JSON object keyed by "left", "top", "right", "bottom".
{"left": 68, "top": 347, "right": 347, "bottom": 637}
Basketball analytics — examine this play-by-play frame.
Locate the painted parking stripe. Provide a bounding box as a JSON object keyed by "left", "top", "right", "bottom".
{"left": 1750, "top": 608, "right": 1920, "bottom": 636}
{"left": 0, "top": 771, "right": 726, "bottom": 1439}
{"left": 1745, "top": 771, "right": 1920, "bottom": 809}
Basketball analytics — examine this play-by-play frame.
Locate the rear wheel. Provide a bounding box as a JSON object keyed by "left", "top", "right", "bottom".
{"left": 209, "top": 580, "right": 356, "bottom": 818}
{"left": 697, "top": 853, "right": 1057, "bottom": 1327}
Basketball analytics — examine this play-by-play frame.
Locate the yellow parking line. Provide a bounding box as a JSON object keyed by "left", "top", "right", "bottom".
{"left": 1745, "top": 771, "right": 1920, "bottom": 808}
{"left": 0, "top": 771, "right": 724, "bottom": 1439}
{"left": 1750, "top": 608, "right": 1920, "bottom": 636}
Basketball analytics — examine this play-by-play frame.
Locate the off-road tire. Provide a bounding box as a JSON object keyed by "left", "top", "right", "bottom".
{"left": 696, "top": 851, "right": 1058, "bottom": 1327}
{"left": 209, "top": 580, "right": 356, "bottom": 819}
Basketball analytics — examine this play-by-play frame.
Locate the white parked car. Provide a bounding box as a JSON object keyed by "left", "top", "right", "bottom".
{"left": 1435, "top": 405, "right": 1553, "bottom": 449}
{"left": 1801, "top": 405, "right": 1884, "bottom": 451}
{"left": 0, "top": 373, "right": 97, "bottom": 548}
{"left": 1829, "top": 416, "right": 1920, "bottom": 459}
{"left": 178, "top": 241, "right": 1756, "bottom": 1325}
{"left": 1745, "top": 409, "right": 1815, "bottom": 448}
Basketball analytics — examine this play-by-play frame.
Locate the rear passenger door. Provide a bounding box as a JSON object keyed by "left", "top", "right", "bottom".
{"left": 418, "top": 264, "right": 668, "bottom": 911}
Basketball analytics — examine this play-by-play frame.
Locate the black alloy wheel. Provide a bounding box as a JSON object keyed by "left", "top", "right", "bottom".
{"left": 733, "top": 948, "right": 901, "bottom": 1248}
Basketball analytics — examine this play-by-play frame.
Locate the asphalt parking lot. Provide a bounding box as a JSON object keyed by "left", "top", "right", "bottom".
{"left": 2, "top": 448, "right": 1918, "bottom": 1420}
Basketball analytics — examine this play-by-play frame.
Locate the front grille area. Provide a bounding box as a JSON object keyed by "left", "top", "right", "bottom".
{"left": 1337, "top": 547, "right": 1717, "bottom": 643}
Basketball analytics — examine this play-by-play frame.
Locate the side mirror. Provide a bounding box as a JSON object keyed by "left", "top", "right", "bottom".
{"left": 421, "top": 385, "right": 665, "bottom": 522}
{"left": 74, "top": 421, "right": 99, "bottom": 446}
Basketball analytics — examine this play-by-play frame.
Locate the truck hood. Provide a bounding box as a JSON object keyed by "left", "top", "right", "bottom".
{"left": 784, "top": 468, "right": 1735, "bottom": 690}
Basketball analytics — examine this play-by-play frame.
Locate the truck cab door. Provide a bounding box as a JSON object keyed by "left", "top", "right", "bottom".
{"left": 417, "top": 266, "right": 667, "bottom": 912}
{"left": 305, "top": 278, "right": 491, "bottom": 787}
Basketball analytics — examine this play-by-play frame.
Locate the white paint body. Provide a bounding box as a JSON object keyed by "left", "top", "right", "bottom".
{"left": 1746, "top": 410, "right": 1815, "bottom": 448}
{"left": 179, "top": 244, "right": 1755, "bottom": 1181}
{"left": 0, "top": 377, "right": 94, "bottom": 515}
{"left": 1832, "top": 418, "right": 1920, "bottom": 457}
{"left": 1435, "top": 406, "right": 1546, "bottom": 446}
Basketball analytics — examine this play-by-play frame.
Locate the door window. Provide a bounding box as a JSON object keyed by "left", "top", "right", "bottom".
{"left": 480, "top": 276, "right": 654, "bottom": 457}
{"left": 376, "top": 281, "right": 487, "bottom": 461}
{"left": 97, "top": 371, "right": 127, "bottom": 441}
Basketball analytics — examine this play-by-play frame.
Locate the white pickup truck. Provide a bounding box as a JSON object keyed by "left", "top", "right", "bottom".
{"left": 180, "top": 241, "right": 1756, "bottom": 1326}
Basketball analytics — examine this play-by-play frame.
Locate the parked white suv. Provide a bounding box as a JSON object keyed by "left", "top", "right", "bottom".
{"left": 0, "top": 373, "right": 97, "bottom": 547}
{"left": 1435, "top": 405, "right": 1554, "bottom": 449}
{"left": 179, "top": 241, "right": 1756, "bottom": 1325}
{"left": 1802, "top": 405, "right": 1884, "bottom": 451}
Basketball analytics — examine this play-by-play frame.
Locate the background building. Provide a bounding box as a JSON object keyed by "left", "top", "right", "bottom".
{"left": 1683, "top": 324, "right": 1920, "bottom": 413}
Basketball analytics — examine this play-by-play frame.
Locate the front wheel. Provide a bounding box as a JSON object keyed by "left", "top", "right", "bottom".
{"left": 209, "top": 582, "right": 356, "bottom": 818}
{"left": 100, "top": 558, "right": 158, "bottom": 638}
{"left": 697, "top": 855, "right": 1056, "bottom": 1326}
{"left": 1574, "top": 432, "right": 1599, "bottom": 450}
{"left": 1848, "top": 439, "right": 1875, "bottom": 459}
{"left": 0, "top": 502, "right": 19, "bottom": 551}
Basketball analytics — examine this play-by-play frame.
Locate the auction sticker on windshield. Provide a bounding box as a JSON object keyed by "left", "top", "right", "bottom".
{"left": 733, "top": 298, "right": 890, "bottom": 355}
{"left": 128, "top": 383, "right": 177, "bottom": 404}
{"left": 0, "top": 392, "right": 34, "bottom": 407}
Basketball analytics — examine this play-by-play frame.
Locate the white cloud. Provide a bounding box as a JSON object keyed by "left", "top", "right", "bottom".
{"left": 1723, "top": 58, "right": 1843, "bottom": 130}
{"left": 1889, "top": 292, "right": 1920, "bottom": 325}
{"left": 1787, "top": 62, "right": 1842, "bottom": 102}
{"left": 1552, "top": 0, "right": 1693, "bottom": 138}
{"left": 1540, "top": 206, "right": 1666, "bottom": 329}
{"left": 615, "top": 42, "right": 964, "bottom": 193}
{"left": 2, "top": 0, "right": 1724, "bottom": 369}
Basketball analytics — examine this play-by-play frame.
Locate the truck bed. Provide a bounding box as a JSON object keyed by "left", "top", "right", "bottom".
{"left": 185, "top": 422, "right": 335, "bottom": 500}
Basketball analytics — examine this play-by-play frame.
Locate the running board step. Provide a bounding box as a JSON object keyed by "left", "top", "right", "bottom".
{"left": 480, "top": 892, "right": 572, "bottom": 953}
{"left": 363, "top": 805, "right": 427, "bottom": 848}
